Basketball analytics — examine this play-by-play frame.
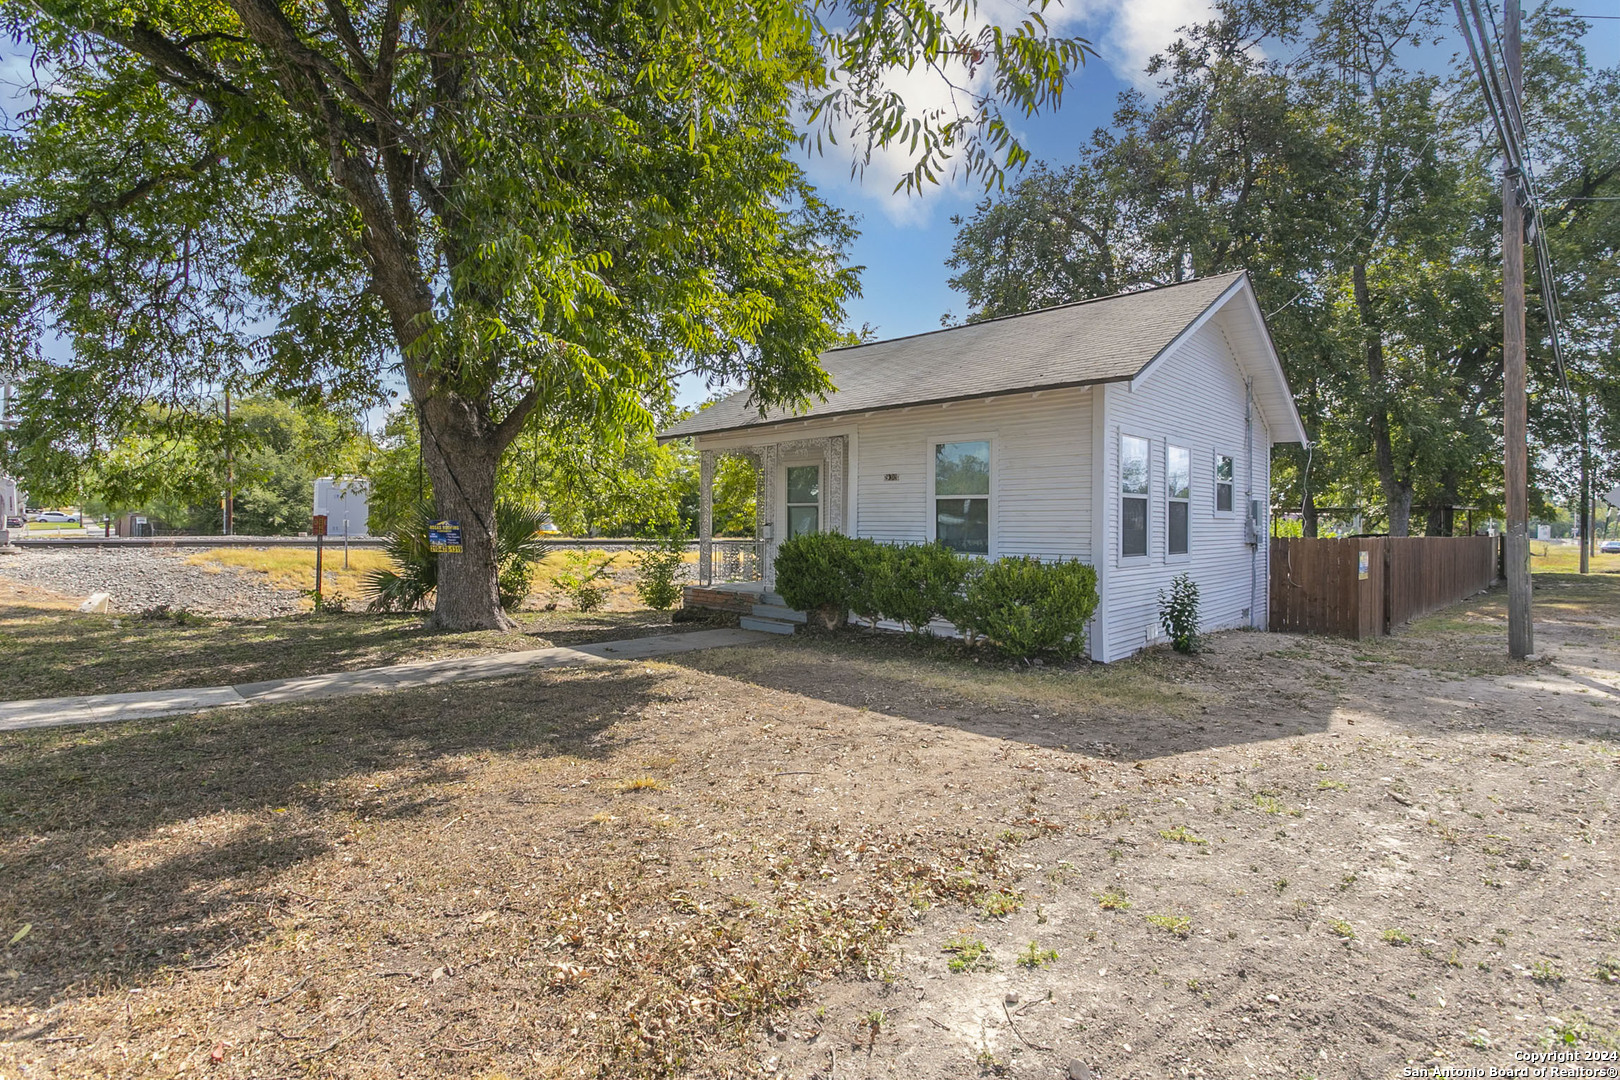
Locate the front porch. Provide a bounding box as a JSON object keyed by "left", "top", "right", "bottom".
{"left": 693, "top": 434, "right": 848, "bottom": 591}
{"left": 685, "top": 434, "right": 848, "bottom": 634}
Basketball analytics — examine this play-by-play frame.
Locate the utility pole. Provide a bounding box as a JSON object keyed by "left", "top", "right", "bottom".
{"left": 1502, "top": 0, "right": 1533, "bottom": 658}
{"left": 1579, "top": 401, "right": 1590, "bottom": 574}
{"left": 223, "top": 386, "right": 235, "bottom": 536}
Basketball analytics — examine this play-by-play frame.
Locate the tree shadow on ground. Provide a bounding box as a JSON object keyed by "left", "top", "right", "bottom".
{"left": 667, "top": 575, "right": 1620, "bottom": 758}
{"left": 0, "top": 605, "right": 679, "bottom": 699}
{"left": 667, "top": 630, "right": 1341, "bottom": 761}
{"left": 0, "top": 669, "right": 655, "bottom": 1010}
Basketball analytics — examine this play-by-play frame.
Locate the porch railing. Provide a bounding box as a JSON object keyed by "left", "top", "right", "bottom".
{"left": 704, "top": 538, "right": 763, "bottom": 585}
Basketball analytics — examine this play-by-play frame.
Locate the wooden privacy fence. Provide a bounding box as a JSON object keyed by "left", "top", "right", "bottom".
{"left": 1269, "top": 535, "right": 1501, "bottom": 639}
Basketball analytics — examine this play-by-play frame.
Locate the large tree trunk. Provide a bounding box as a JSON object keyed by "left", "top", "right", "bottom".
{"left": 418, "top": 390, "right": 517, "bottom": 631}
{"left": 1351, "top": 262, "right": 1414, "bottom": 536}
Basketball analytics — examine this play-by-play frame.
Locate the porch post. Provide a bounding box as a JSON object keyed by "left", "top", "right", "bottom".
{"left": 698, "top": 449, "right": 714, "bottom": 586}
{"left": 760, "top": 443, "right": 779, "bottom": 590}
{"left": 825, "top": 435, "right": 846, "bottom": 534}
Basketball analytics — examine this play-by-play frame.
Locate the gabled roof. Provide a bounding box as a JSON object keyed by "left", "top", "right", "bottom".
{"left": 661, "top": 270, "right": 1305, "bottom": 443}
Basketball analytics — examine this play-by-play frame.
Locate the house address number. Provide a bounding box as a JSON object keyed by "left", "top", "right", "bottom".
{"left": 884, "top": 473, "right": 899, "bottom": 481}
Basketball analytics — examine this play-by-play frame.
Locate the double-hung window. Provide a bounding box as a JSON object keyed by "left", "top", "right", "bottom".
{"left": 1167, "top": 445, "right": 1190, "bottom": 555}
{"left": 1121, "top": 435, "right": 1149, "bottom": 557}
{"left": 1214, "top": 453, "right": 1235, "bottom": 513}
{"left": 935, "top": 440, "right": 990, "bottom": 554}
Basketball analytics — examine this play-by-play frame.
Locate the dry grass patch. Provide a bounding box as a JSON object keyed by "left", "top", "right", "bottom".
{"left": 0, "top": 660, "right": 1034, "bottom": 1078}
{"left": 186, "top": 546, "right": 396, "bottom": 603}
{"left": 0, "top": 606, "right": 684, "bottom": 700}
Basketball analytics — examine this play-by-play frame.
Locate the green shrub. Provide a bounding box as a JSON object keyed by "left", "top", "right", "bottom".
{"left": 633, "top": 531, "right": 688, "bottom": 611}
{"left": 774, "top": 531, "right": 854, "bottom": 614}
{"left": 554, "top": 550, "right": 613, "bottom": 612}
{"left": 954, "top": 556, "right": 1098, "bottom": 660}
{"left": 871, "top": 542, "right": 969, "bottom": 635}
{"left": 1157, "top": 572, "right": 1201, "bottom": 653}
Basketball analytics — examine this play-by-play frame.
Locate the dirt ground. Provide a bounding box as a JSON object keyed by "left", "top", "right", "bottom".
{"left": 0, "top": 573, "right": 1616, "bottom": 1079}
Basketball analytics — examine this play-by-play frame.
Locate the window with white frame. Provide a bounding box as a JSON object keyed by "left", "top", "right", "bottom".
{"left": 785, "top": 464, "right": 821, "bottom": 539}
{"left": 934, "top": 440, "right": 990, "bottom": 554}
{"left": 1214, "top": 453, "right": 1235, "bottom": 513}
{"left": 1121, "top": 434, "right": 1149, "bottom": 557}
{"left": 1167, "top": 444, "right": 1190, "bottom": 555}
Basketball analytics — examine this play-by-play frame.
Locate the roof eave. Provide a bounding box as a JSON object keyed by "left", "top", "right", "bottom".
{"left": 656, "top": 374, "right": 1136, "bottom": 443}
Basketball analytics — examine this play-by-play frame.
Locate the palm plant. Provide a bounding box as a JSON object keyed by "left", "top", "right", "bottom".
{"left": 366, "top": 501, "right": 550, "bottom": 613}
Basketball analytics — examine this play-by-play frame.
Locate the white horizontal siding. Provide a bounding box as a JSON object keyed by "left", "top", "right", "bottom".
{"left": 1098, "top": 318, "right": 1271, "bottom": 661}
{"left": 696, "top": 388, "right": 1095, "bottom": 562}
{"left": 852, "top": 389, "right": 1093, "bottom": 559}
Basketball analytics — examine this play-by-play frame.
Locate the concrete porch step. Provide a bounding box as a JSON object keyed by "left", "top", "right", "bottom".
{"left": 739, "top": 615, "right": 797, "bottom": 635}
{"left": 751, "top": 603, "right": 807, "bottom": 624}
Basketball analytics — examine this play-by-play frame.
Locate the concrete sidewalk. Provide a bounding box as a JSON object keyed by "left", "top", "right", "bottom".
{"left": 0, "top": 627, "right": 769, "bottom": 732}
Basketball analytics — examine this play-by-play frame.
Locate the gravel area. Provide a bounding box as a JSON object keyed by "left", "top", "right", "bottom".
{"left": 0, "top": 549, "right": 304, "bottom": 618}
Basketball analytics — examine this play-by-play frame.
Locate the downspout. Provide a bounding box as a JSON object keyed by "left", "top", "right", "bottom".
{"left": 1246, "top": 378, "right": 1257, "bottom": 629}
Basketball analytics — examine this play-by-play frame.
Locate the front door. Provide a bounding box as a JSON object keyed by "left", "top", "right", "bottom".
{"left": 785, "top": 464, "right": 821, "bottom": 539}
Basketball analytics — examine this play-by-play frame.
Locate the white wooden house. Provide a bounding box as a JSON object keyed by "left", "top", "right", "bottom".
{"left": 660, "top": 271, "right": 1306, "bottom": 661}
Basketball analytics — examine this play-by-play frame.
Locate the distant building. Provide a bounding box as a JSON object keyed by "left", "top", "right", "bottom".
{"left": 1, "top": 377, "right": 20, "bottom": 539}
{"left": 314, "top": 477, "right": 371, "bottom": 536}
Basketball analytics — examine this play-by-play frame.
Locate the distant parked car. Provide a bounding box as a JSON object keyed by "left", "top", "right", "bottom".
{"left": 1601, "top": 539, "right": 1620, "bottom": 554}
{"left": 29, "top": 510, "right": 80, "bottom": 524}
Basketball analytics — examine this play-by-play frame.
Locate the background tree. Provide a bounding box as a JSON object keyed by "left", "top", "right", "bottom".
{"left": 0, "top": 0, "right": 1091, "bottom": 628}
{"left": 947, "top": 0, "right": 1619, "bottom": 536}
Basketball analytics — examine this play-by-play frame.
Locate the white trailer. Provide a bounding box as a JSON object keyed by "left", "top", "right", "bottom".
{"left": 313, "top": 477, "right": 371, "bottom": 537}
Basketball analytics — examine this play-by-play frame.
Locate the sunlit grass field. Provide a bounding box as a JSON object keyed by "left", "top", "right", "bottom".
{"left": 1529, "top": 538, "right": 1620, "bottom": 575}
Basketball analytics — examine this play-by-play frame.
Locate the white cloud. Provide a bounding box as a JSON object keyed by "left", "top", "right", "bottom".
{"left": 801, "top": 0, "right": 1218, "bottom": 228}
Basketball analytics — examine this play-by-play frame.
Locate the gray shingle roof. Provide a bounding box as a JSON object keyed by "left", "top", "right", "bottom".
{"left": 660, "top": 271, "right": 1247, "bottom": 440}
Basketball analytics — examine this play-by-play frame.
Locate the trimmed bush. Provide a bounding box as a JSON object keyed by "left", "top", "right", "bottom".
{"left": 774, "top": 534, "right": 1101, "bottom": 659}
{"left": 872, "top": 541, "right": 970, "bottom": 635}
{"left": 774, "top": 531, "right": 856, "bottom": 624}
{"left": 954, "top": 556, "right": 1099, "bottom": 660}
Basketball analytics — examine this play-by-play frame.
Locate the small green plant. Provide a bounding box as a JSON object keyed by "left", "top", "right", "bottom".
{"left": 1317, "top": 778, "right": 1349, "bottom": 791}
{"left": 1530, "top": 960, "right": 1564, "bottom": 985}
{"left": 1253, "top": 793, "right": 1286, "bottom": 815}
{"left": 1016, "top": 941, "right": 1059, "bottom": 968}
{"left": 1145, "top": 913, "right": 1192, "bottom": 938}
{"left": 980, "top": 888, "right": 1024, "bottom": 918}
{"left": 554, "top": 550, "right": 613, "bottom": 612}
{"left": 1326, "top": 918, "right": 1355, "bottom": 940}
{"left": 1159, "top": 825, "right": 1207, "bottom": 845}
{"left": 1273, "top": 878, "right": 1288, "bottom": 893}
{"left": 137, "top": 603, "right": 208, "bottom": 625}
{"left": 1594, "top": 955, "right": 1620, "bottom": 984}
{"left": 1157, "top": 572, "right": 1201, "bottom": 653}
{"left": 1381, "top": 928, "right": 1412, "bottom": 946}
{"left": 1094, "top": 889, "right": 1132, "bottom": 911}
{"left": 943, "top": 937, "right": 994, "bottom": 973}
{"left": 632, "top": 530, "right": 687, "bottom": 610}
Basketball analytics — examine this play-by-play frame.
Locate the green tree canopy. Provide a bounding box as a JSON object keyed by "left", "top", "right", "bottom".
{"left": 0, "top": 0, "right": 1092, "bottom": 626}
{"left": 946, "top": 0, "right": 1619, "bottom": 536}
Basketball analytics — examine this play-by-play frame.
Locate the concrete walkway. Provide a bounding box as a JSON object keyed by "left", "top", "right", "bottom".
{"left": 0, "top": 627, "right": 769, "bottom": 732}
